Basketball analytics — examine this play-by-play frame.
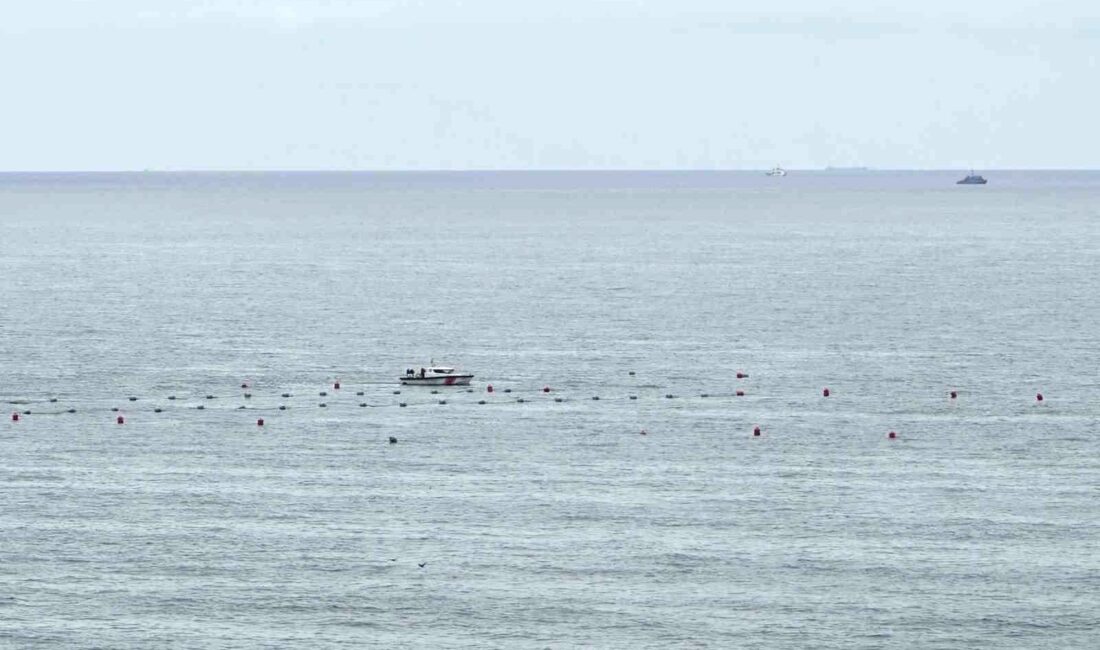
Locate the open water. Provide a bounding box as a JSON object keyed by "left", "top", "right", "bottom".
{"left": 1, "top": 171, "right": 1098, "bottom": 648}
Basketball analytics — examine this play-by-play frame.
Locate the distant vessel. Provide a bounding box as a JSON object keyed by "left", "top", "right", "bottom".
{"left": 956, "top": 171, "right": 988, "bottom": 185}
{"left": 400, "top": 365, "right": 474, "bottom": 386}
{"left": 765, "top": 166, "right": 787, "bottom": 177}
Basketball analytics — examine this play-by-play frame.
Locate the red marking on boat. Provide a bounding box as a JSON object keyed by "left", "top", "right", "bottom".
{"left": 888, "top": 431, "right": 896, "bottom": 439}
{"left": 543, "top": 386, "right": 551, "bottom": 393}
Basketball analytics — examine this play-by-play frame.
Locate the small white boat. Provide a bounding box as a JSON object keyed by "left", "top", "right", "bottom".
{"left": 400, "top": 365, "right": 474, "bottom": 386}
{"left": 766, "top": 166, "right": 787, "bottom": 177}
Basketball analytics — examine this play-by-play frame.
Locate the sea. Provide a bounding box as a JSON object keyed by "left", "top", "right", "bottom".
{"left": 1, "top": 170, "right": 1098, "bottom": 648}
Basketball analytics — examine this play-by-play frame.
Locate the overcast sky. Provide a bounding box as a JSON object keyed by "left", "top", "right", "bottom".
{"left": 2, "top": 0, "right": 1097, "bottom": 170}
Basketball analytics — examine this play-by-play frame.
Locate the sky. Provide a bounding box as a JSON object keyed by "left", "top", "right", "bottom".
{"left": 1, "top": 0, "right": 1097, "bottom": 170}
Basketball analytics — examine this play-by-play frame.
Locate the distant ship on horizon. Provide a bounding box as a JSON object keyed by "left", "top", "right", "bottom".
{"left": 765, "top": 166, "right": 787, "bottom": 177}
{"left": 956, "top": 170, "right": 988, "bottom": 185}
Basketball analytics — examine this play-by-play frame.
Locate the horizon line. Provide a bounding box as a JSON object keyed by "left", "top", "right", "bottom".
{"left": 2, "top": 167, "right": 1100, "bottom": 174}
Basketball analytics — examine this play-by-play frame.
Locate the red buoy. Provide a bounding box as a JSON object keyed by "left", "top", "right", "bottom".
{"left": 888, "top": 431, "right": 896, "bottom": 439}
{"left": 542, "top": 386, "right": 550, "bottom": 393}
{"left": 1036, "top": 392, "right": 1044, "bottom": 402}
{"left": 735, "top": 390, "right": 745, "bottom": 397}
{"left": 11, "top": 412, "right": 19, "bottom": 422}
{"left": 823, "top": 387, "right": 830, "bottom": 397}
{"left": 257, "top": 418, "right": 264, "bottom": 426}
{"left": 753, "top": 426, "right": 761, "bottom": 437}
{"left": 117, "top": 415, "right": 125, "bottom": 425}
{"left": 736, "top": 372, "right": 747, "bottom": 379}
{"left": 334, "top": 381, "right": 341, "bottom": 390}
{"left": 949, "top": 390, "right": 957, "bottom": 399}
{"left": 487, "top": 384, "right": 494, "bottom": 393}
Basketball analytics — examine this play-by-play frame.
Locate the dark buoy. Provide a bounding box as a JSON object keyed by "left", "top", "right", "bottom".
{"left": 244, "top": 393, "right": 252, "bottom": 399}
{"left": 256, "top": 418, "right": 264, "bottom": 426}
{"left": 487, "top": 384, "right": 494, "bottom": 393}
{"left": 554, "top": 397, "right": 563, "bottom": 403}
{"left": 128, "top": 396, "right": 137, "bottom": 401}
{"left": 1036, "top": 392, "right": 1044, "bottom": 402}
{"left": 517, "top": 398, "right": 525, "bottom": 403}
{"left": 333, "top": 381, "right": 340, "bottom": 390}
{"left": 49, "top": 397, "right": 58, "bottom": 403}
{"left": 888, "top": 431, "right": 897, "bottom": 439}
{"left": 356, "top": 391, "right": 364, "bottom": 396}
{"left": 281, "top": 393, "right": 291, "bottom": 398}
{"left": 388, "top": 436, "right": 397, "bottom": 444}
{"left": 949, "top": 390, "right": 957, "bottom": 399}
{"left": 823, "top": 387, "right": 830, "bottom": 397}
{"left": 640, "top": 429, "right": 647, "bottom": 435}
{"left": 168, "top": 395, "right": 176, "bottom": 400}
{"left": 503, "top": 388, "right": 512, "bottom": 394}
{"left": 154, "top": 408, "right": 162, "bottom": 413}
{"left": 116, "top": 415, "right": 125, "bottom": 425}
{"left": 478, "top": 400, "right": 486, "bottom": 405}
{"left": 628, "top": 371, "right": 636, "bottom": 376}
{"left": 629, "top": 395, "right": 637, "bottom": 400}
{"left": 196, "top": 404, "right": 205, "bottom": 410}
{"left": 665, "top": 394, "right": 673, "bottom": 399}
{"left": 735, "top": 390, "right": 745, "bottom": 397}
{"left": 11, "top": 412, "right": 19, "bottom": 422}
{"left": 206, "top": 395, "right": 215, "bottom": 400}
{"left": 393, "top": 390, "right": 401, "bottom": 395}
{"left": 241, "top": 382, "right": 249, "bottom": 389}
{"left": 359, "top": 402, "right": 367, "bottom": 407}
{"left": 753, "top": 426, "right": 761, "bottom": 437}
{"left": 111, "top": 407, "right": 119, "bottom": 412}
{"left": 399, "top": 402, "right": 407, "bottom": 407}
{"left": 319, "top": 403, "right": 327, "bottom": 408}
{"left": 278, "top": 405, "right": 287, "bottom": 410}
{"left": 430, "top": 390, "right": 439, "bottom": 395}
{"left": 592, "top": 396, "right": 600, "bottom": 401}
{"left": 22, "top": 410, "right": 30, "bottom": 415}
{"left": 543, "top": 386, "right": 550, "bottom": 393}
{"left": 439, "top": 399, "right": 447, "bottom": 405}
{"left": 701, "top": 393, "right": 709, "bottom": 398}
{"left": 319, "top": 391, "right": 327, "bottom": 397}
{"left": 736, "top": 372, "right": 747, "bottom": 379}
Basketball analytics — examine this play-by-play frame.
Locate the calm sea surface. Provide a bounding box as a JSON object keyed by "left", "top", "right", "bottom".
{"left": 1, "top": 171, "right": 1098, "bottom": 648}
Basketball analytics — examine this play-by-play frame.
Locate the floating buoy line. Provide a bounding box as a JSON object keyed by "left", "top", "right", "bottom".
{"left": 2, "top": 373, "right": 1052, "bottom": 442}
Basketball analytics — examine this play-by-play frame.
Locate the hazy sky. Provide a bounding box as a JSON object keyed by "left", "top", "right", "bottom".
{"left": 2, "top": 1, "right": 1097, "bottom": 170}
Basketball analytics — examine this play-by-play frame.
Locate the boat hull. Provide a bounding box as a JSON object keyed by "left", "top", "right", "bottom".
{"left": 399, "top": 375, "right": 474, "bottom": 386}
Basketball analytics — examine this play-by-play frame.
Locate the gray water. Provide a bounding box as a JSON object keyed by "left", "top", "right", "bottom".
{"left": 1, "top": 171, "right": 1098, "bottom": 648}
